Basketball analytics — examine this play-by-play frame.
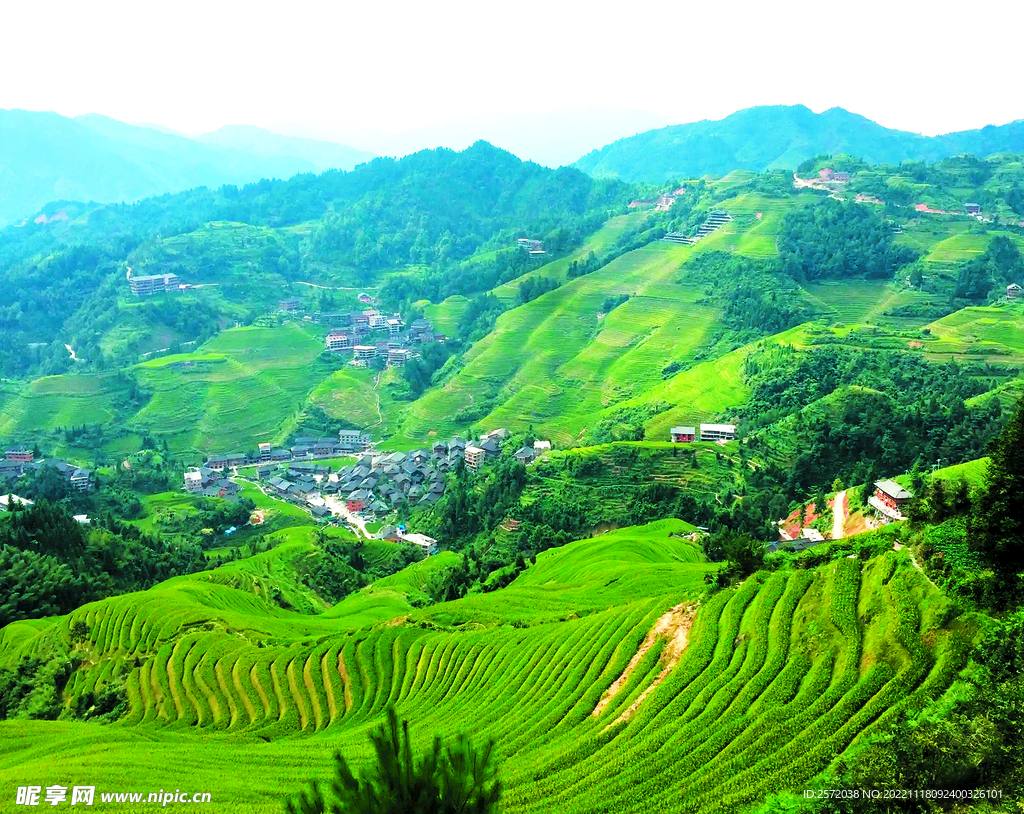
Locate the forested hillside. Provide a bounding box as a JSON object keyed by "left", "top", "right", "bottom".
{"left": 0, "top": 141, "right": 628, "bottom": 377}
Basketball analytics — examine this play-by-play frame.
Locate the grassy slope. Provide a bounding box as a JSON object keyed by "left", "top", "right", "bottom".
{"left": 0, "top": 520, "right": 968, "bottom": 814}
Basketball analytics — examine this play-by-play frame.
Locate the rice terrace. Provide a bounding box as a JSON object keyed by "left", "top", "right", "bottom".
{"left": 1, "top": 38, "right": 1024, "bottom": 814}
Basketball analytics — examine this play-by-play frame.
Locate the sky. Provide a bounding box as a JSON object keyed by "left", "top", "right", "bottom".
{"left": 2, "top": 0, "right": 1021, "bottom": 143}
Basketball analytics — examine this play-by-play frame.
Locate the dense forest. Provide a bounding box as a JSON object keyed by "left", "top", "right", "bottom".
{"left": 778, "top": 197, "right": 918, "bottom": 280}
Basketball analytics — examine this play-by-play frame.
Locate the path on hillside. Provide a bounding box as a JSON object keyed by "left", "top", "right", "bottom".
{"left": 369, "top": 371, "right": 384, "bottom": 429}
{"left": 832, "top": 490, "right": 847, "bottom": 540}
{"left": 296, "top": 281, "right": 376, "bottom": 292}
{"left": 64, "top": 344, "right": 79, "bottom": 361}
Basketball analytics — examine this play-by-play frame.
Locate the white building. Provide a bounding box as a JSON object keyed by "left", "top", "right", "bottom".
{"left": 464, "top": 445, "right": 486, "bottom": 471}
{"left": 184, "top": 469, "right": 203, "bottom": 493}
{"left": 699, "top": 423, "right": 736, "bottom": 442}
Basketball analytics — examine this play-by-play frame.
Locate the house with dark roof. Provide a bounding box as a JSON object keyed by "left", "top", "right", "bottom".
{"left": 347, "top": 490, "right": 370, "bottom": 513}
{"left": 869, "top": 480, "right": 914, "bottom": 523}
{"left": 670, "top": 426, "right": 696, "bottom": 443}
{"left": 514, "top": 446, "right": 538, "bottom": 464}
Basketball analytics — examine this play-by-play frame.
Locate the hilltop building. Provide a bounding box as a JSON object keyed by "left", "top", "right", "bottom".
{"left": 869, "top": 480, "right": 913, "bottom": 524}
{"left": 699, "top": 424, "right": 736, "bottom": 442}
{"left": 819, "top": 168, "right": 851, "bottom": 182}
{"left": 670, "top": 426, "right": 696, "bottom": 443}
{"left": 129, "top": 273, "right": 179, "bottom": 296}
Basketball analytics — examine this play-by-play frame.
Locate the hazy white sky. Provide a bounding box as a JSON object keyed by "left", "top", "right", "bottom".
{"left": 3, "top": 0, "right": 1021, "bottom": 138}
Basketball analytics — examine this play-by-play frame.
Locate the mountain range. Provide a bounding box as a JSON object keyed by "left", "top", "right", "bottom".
{"left": 574, "top": 104, "right": 1024, "bottom": 182}
{"left": 0, "top": 110, "right": 373, "bottom": 227}
{"left": 6, "top": 103, "right": 1024, "bottom": 229}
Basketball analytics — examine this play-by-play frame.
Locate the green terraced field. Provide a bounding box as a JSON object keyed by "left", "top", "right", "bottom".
{"left": 394, "top": 241, "right": 722, "bottom": 446}
{"left": 923, "top": 303, "right": 1024, "bottom": 362}
{"left": 924, "top": 230, "right": 1024, "bottom": 263}
{"left": 0, "top": 520, "right": 969, "bottom": 813}
{"left": 129, "top": 323, "right": 328, "bottom": 454}
{"left": 0, "top": 373, "right": 127, "bottom": 438}
{"left": 800, "top": 280, "right": 934, "bottom": 326}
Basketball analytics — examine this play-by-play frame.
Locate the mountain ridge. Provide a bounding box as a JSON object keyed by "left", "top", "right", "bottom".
{"left": 574, "top": 104, "right": 1024, "bottom": 181}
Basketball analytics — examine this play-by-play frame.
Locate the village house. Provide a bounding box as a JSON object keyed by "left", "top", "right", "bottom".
{"left": 1007, "top": 283, "right": 1023, "bottom": 300}
{"left": 464, "top": 445, "right": 486, "bottom": 472}
{"left": 353, "top": 345, "right": 377, "bottom": 363}
{"left": 338, "top": 429, "right": 370, "bottom": 450}
{"left": 517, "top": 238, "right": 545, "bottom": 254}
{"left": 818, "top": 168, "right": 851, "bottom": 183}
{"left": 533, "top": 440, "right": 551, "bottom": 452}
{"left": 5, "top": 448, "right": 33, "bottom": 463}
{"left": 699, "top": 423, "right": 736, "bottom": 442}
{"left": 346, "top": 490, "right": 370, "bottom": 513}
{"left": 964, "top": 203, "right": 982, "bottom": 216}
{"left": 670, "top": 426, "right": 696, "bottom": 443}
{"left": 325, "top": 331, "right": 351, "bottom": 351}
{"left": 279, "top": 298, "right": 302, "bottom": 312}
{"left": 310, "top": 504, "right": 332, "bottom": 521}
{"left": 258, "top": 443, "right": 272, "bottom": 462}
{"left": 184, "top": 468, "right": 204, "bottom": 493}
{"left": 387, "top": 348, "right": 416, "bottom": 367}
{"left": 869, "top": 480, "right": 913, "bottom": 524}
{"left": 129, "top": 273, "right": 180, "bottom": 296}
{"left": 70, "top": 468, "right": 92, "bottom": 493}
{"left": 514, "top": 446, "right": 538, "bottom": 465}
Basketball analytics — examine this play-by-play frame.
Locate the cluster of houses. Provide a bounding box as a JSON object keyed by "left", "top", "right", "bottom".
{"left": 184, "top": 428, "right": 526, "bottom": 526}
{"left": 201, "top": 432, "right": 373, "bottom": 473}
{"left": 669, "top": 424, "right": 737, "bottom": 443}
{"left": 1, "top": 448, "right": 92, "bottom": 493}
{"left": 323, "top": 313, "right": 444, "bottom": 369}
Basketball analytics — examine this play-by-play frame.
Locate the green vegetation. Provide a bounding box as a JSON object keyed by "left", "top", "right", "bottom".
{"left": 0, "top": 520, "right": 970, "bottom": 812}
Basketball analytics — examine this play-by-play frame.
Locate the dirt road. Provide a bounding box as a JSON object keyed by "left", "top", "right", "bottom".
{"left": 832, "top": 490, "right": 847, "bottom": 540}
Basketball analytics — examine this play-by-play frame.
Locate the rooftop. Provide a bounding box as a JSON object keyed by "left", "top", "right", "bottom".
{"left": 874, "top": 480, "right": 913, "bottom": 500}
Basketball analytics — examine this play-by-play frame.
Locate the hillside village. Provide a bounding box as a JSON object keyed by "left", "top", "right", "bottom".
{"left": 179, "top": 427, "right": 556, "bottom": 549}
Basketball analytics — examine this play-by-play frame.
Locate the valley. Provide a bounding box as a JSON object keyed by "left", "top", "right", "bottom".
{"left": 1, "top": 140, "right": 1023, "bottom": 813}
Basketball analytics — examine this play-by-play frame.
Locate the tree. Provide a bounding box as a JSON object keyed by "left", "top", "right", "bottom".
{"left": 285, "top": 707, "right": 501, "bottom": 814}
{"left": 969, "top": 398, "right": 1024, "bottom": 589}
